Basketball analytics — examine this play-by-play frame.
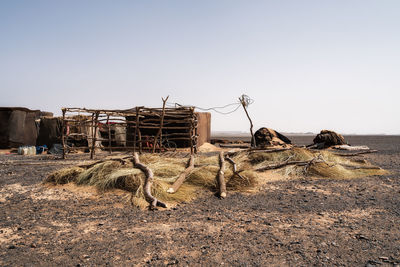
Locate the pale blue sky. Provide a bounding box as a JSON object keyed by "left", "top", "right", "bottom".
{"left": 1, "top": 1, "right": 399, "bottom": 134}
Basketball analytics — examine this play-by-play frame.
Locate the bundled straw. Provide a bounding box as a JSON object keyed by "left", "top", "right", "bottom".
{"left": 44, "top": 148, "right": 387, "bottom": 208}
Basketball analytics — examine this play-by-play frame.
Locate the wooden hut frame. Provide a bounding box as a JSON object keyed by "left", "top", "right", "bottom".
{"left": 61, "top": 106, "right": 198, "bottom": 159}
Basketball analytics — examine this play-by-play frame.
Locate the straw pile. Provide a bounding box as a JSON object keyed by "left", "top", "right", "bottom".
{"left": 44, "top": 148, "right": 387, "bottom": 208}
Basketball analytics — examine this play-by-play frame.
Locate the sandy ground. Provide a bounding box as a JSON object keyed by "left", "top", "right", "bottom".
{"left": 0, "top": 135, "right": 400, "bottom": 266}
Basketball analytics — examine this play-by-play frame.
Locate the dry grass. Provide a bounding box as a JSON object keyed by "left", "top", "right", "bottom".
{"left": 45, "top": 167, "right": 84, "bottom": 184}
{"left": 44, "top": 148, "right": 387, "bottom": 208}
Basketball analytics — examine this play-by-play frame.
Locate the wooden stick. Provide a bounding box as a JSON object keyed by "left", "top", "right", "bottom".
{"left": 219, "top": 144, "right": 250, "bottom": 149}
{"left": 61, "top": 108, "right": 66, "bottom": 159}
{"left": 189, "top": 107, "right": 194, "bottom": 155}
{"left": 90, "top": 112, "right": 100, "bottom": 160}
{"left": 239, "top": 95, "right": 256, "bottom": 148}
{"left": 153, "top": 96, "right": 169, "bottom": 153}
{"left": 133, "top": 152, "right": 167, "bottom": 209}
{"left": 106, "top": 114, "right": 112, "bottom": 154}
{"left": 217, "top": 151, "right": 227, "bottom": 198}
{"left": 255, "top": 157, "right": 323, "bottom": 171}
{"left": 247, "top": 147, "right": 292, "bottom": 153}
{"left": 333, "top": 150, "right": 378, "bottom": 157}
{"left": 225, "top": 155, "right": 245, "bottom": 180}
{"left": 333, "top": 163, "right": 381, "bottom": 170}
{"left": 135, "top": 107, "right": 142, "bottom": 154}
{"left": 167, "top": 154, "right": 195, "bottom": 193}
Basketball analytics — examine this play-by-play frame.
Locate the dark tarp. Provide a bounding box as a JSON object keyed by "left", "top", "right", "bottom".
{"left": 0, "top": 107, "right": 40, "bottom": 148}
{"left": 36, "top": 117, "right": 62, "bottom": 148}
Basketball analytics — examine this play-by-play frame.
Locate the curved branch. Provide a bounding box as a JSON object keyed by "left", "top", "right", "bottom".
{"left": 133, "top": 152, "right": 167, "bottom": 209}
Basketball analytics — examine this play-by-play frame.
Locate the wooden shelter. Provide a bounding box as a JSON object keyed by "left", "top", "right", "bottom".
{"left": 0, "top": 107, "right": 40, "bottom": 148}
{"left": 61, "top": 107, "right": 210, "bottom": 159}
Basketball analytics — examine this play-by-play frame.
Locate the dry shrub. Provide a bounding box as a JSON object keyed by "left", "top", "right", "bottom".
{"left": 44, "top": 148, "right": 387, "bottom": 208}
{"left": 187, "top": 165, "right": 220, "bottom": 189}
{"left": 308, "top": 162, "right": 388, "bottom": 179}
{"left": 45, "top": 156, "right": 197, "bottom": 208}
{"left": 76, "top": 161, "right": 123, "bottom": 186}
{"left": 44, "top": 167, "right": 84, "bottom": 184}
{"left": 249, "top": 148, "right": 314, "bottom": 165}
{"left": 227, "top": 170, "right": 260, "bottom": 191}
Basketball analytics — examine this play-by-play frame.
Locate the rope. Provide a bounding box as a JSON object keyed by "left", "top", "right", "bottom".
{"left": 166, "top": 95, "right": 254, "bottom": 115}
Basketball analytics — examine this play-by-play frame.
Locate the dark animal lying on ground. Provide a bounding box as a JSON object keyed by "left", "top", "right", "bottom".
{"left": 252, "top": 127, "right": 292, "bottom": 147}
{"left": 310, "top": 130, "right": 346, "bottom": 149}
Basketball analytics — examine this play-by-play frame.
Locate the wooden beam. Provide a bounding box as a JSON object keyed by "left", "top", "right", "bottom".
{"left": 217, "top": 151, "right": 227, "bottom": 198}
{"left": 153, "top": 96, "right": 169, "bottom": 153}
{"left": 167, "top": 155, "right": 195, "bottom": 193}
{"left": 61, "top": 108, "right": 66, "bottom": 159}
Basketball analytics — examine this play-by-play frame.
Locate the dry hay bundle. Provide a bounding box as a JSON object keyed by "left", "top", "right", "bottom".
{"left": 44, "top": 148, "right": 387, "bottom": 208}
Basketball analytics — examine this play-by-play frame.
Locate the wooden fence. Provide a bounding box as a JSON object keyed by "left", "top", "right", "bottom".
{"left": 61, "top": 106, "right": 198, "bottom": 159}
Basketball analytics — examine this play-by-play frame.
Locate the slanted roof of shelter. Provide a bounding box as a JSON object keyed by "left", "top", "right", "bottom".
{"left": 0, "top": 107, "right": 40, "bottom": 112}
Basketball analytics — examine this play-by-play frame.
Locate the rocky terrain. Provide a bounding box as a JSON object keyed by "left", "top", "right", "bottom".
{"left": 1, "top": 135, "right": 399, "bottom": 266}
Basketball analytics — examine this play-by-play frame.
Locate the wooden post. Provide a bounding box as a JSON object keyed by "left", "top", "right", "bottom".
{"left": 193, "top": 114, "right": 198, "bottom": 154}
{"left": 153, "top": 96, "right": 169, "bottom": 153}
{"left": 135, "top": 107, "right": 142, "bottom": 154}
{"left": 189, "top": 107, "right": 194, "bottom": 155}
{"left": 61, "top": 108, "right": 66, "bottom": 159}
{"left": 106, "top": 114, "right": 112, "bottom": 154}
{"left": 133, "top": 109, "right": 137, "bottom": 153}
{"left": 90, "top": 111, "right": 100, "bottom": 159}
{"left": 239, "top": 95, "right": 256, "bottom": 148}
{"left": 217, "top": 151, "right": 227, "bottom": 198}
{"left": 167, "top": 155, "right": 195, "bottom": 193}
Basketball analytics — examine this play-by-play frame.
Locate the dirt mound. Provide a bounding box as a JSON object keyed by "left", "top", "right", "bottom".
{"left": 198, "top": 142, "right": 221, "bottom": 152}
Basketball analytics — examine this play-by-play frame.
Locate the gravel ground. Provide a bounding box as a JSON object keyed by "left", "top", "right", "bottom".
{"left": 0, "top": 135, "right": 399, "bottom": 266}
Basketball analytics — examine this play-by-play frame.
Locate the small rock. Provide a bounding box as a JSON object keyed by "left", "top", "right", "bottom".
{"left": 30, "top": 243, "right": 37, "bottom": 248}
{"left": 378, "top": 256, "right": 389, "bottom": 261}
{"left": 356, "top": 234, "right": 369, "bottom": 240}
{"left": 8, "top": 245, "right": 16, "bottom": 249}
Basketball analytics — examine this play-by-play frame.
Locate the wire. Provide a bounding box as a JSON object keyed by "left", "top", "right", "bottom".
{"left": 166, "top": 94, "right": 254, "bottom": 115}
{"left": 167, "top": 102, "right": 242, "bottom": 115}
{"left": 240, "top": 94, "right": 254, "bottom": 107}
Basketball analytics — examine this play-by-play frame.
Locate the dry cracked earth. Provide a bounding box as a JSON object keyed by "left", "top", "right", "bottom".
{"left": 1, "top": 135, "right": 400, "bottom": 266}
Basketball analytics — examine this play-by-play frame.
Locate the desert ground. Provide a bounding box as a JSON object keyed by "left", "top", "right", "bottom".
{"left": 1, "top": 135, "right": 400, "bottom": 266}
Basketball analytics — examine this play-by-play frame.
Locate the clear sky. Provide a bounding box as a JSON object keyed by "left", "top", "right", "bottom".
{"left": 1, "top": 1, "right": 399, "bottom": 134}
